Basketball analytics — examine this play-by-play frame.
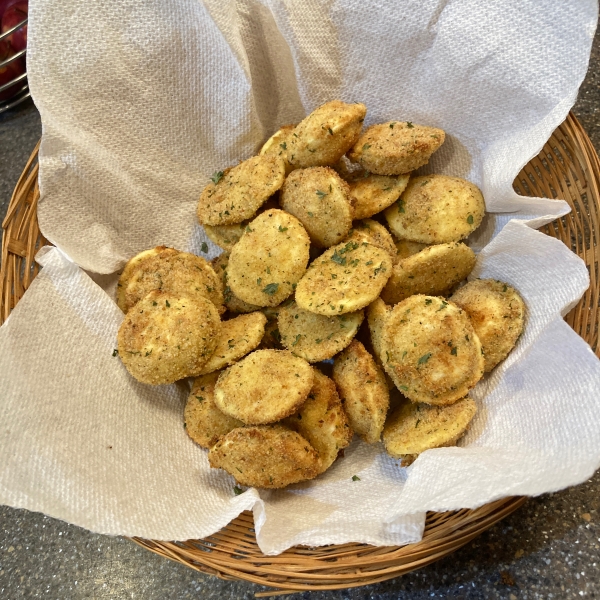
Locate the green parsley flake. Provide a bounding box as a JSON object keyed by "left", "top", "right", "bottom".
{"left": 451, "top": 346, "right": 458, "bottom": 356}
{"left": 200, "top": 242, "right": 208, "bottom": 253}
{"left": 211, "top": 171, "right": 224, "bottom": 184}
{"left": 467, "top": 214, "right": 474, "bottom": 225}
{"left": 280, "top": 141, "right": 287, "bottom": 150}
{"left": 362, "top": 143, "right": 371, "bottom": 151}
{"left": 233, "top": 486, "right": 244, "bottom": 495}
{"left": 331, "top": 250, "right": 347, "bottom": 266}
{"left": 418, "top": 352, "right": 432, "bottom": 365}
{"left": 165, "top": 300, "right": 171, "bottom": 308}
{"left": 328, "top": 127, "right": 333, "bottom": 135}
{"left": 112, "top": 349, "right": 118, "bottom": 357}
{"left": 352, "top": 475, "right": 361, "bottom": 481}
{"left": 406, "top": 121, "right": 414, "bottom": 128}
{"left": 278, "top": 225, "right": 288, "bottom": 232}
{"left": 397, "top": 199, "right": 405, "bottom": 213}
{"left": 262, "top": 283, "right": 279, "bottom": 295}
{"left": 316, "top": 190, "right": 328, "bottom": 199}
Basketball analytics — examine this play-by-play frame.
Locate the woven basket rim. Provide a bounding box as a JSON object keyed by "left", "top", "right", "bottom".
{"left": 1, "top": 112, "right": 599, "bottom": 594}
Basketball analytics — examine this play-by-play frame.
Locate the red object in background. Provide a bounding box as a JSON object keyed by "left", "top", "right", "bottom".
{"left": 0, "top": 36, "right": 25, "bottom": 101}
{"left": 1, "top": 0, "right": 27, "bottom": 52}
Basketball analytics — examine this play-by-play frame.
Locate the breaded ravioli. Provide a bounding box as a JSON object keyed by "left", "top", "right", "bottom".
{"left": 451, "top": 279, "right": 525, "bottom": 372}
{"left": 260, "top": 124, "right": 297, "bottom": 175}
{"left": 366, "top": 297, "right": 391, "bottom": 367}
{"left": 381, "top": 242, "right": 476, "bottom": 304}
{"left": 117, "top": 290, "right": 221, "bottom": 385}
{"left": 383, "top": 397, "right": 477, "bottom": 465}
{"left": 285, "top": 369, "right": 353, "bottom": 474}
{"left": 228, "top": 209, "right": 310, "bottom": 307}
{"left": 332, "top": 340, "right": 390, "bottom": 444}
{"left": 381, "top": 295, "right": 484, "bottom": 405}
{"left": 211, "top": 253, "right": 261, "bottom": 314}
{"left": 277, "top": 301, "right": 364, "bottom": 362}
{"left": 194, "top": 312, "right": 267, "bottom": 375}
{"left": 185, "top": 372, "right": 244, "bottom": 448}
{"left": 344, "top": 219, "right": 398, "bottom": 265}
{"left": 117, "top": 246, "right": 224, "bottom": 314}
{"left": 204, "top": 198, "right": 281, "bottom": 252}
{"left": 287, "top": 100, "right": 367, "bottom": 168}
{"left": 214, "top": 349, "right": 314, "bottom": 424}
{"left": 295, "top": 240, "right": 392, "bottom": 315}
{"left": 197, "top": 154, "right": 285, "bottom": 226}
{"left": 280, "top": 167, "right": 353, "bottom": 248}
{"left": 394, "top": 238, "right": 428, "bottom": 260}
{"left": 208, "top": 425, "right": 320, "bottom": 488}
{"left": 348, "top": 121, "right": 445, "bottom": 175}
{"left": 348, "top": 173, "right": 410, "bottom": 219}
{"left": 384, "top": 175, "right": 485, "bottom": 244}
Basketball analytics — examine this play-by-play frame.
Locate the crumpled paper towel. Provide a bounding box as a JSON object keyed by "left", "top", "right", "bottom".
{"left": 0, "top": 0, "right": 598, "bottom": 554}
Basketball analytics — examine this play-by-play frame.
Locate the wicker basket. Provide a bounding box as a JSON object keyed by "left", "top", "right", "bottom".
{"left": 1, "top": 113, "right": 599, "bottom": 595}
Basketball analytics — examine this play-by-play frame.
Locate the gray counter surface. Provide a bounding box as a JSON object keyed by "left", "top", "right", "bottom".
{"left": 0, "top": 30, "right": 599, "bottom": 600}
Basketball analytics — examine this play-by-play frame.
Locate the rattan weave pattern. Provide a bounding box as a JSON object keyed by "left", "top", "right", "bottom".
{"left": 0, "top": 113, "right": 598, "bottom": 594}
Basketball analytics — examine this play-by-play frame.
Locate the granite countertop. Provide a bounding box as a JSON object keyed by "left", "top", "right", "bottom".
{"left": 1, "top": 29, "right": 599, "bottom": 600}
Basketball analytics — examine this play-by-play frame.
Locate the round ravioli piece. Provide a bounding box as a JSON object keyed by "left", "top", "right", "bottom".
{"left": 228, "top": 209, "right": 310, "bottom": 307}
{"left": 280, "top": 167, "right": 353, "bottom": 248}
{"left": 197, "top": 154, "right": 285, "bottom": 226}
{"left": 383, "top": 397, "right": 477, "bottom": 465}
{"left": 394, "top": 238, "right": 428, "bottom": 260}
{"left": 185, "top": 372, "right": 244, "bottom": 448}
{"left": 381, "top": 295, "right": 484, "bottom": 405}
{"left": 204, "top": 198, "right": 281, "bottom": 252}
{"left": 332, "top": 340, "right": 389, "bottom": 444}
{"left": 117, "top": 246, "right": 224, "bottom": 314}
{"left": 348, "top": 121, "right": 445, "bottom": 175}
{"left": 211, "top": 253, "right": 262, "bottom": 314}
{"left": 214, "top": 349, "right": 314, "bottom": 424}
{"left": 287, "top": 100, "right": 367, "bottom": 168}
{"left": 451, "top": 279, "right": 525, "bottom": 372}
{"left": 117, "top": 291, "right": 221, "bottom": 385}
{"left": 194, "top": 312, "right": 267, "bottom": 375}
{"left": 381, "top": 242, "right": 476, "bottom": 305}
{"left": 295, "top": 240, "right": 392, "bottom": 315}
{"left": 384, "top": 175, "right": 485, "bottom": 244}
{"left": 349, "top": 173, "right": 410, "bottom": 219}
{"left": 345, "top": 219, "right": 398, "bottom": 264}
{"left": 366, "top": 297, "right": 391, "bottom": 367}
{"left": 260, "top": 124, "right": 297, "bottom": 175}
{"left": 277, "top": 301, "right": 364, "bottom": 362}
{"left": 208, "top": 425, "right": 320, "bottom": 489}
{"left": 285, "top": 369, "right": 353, "bottom": 474}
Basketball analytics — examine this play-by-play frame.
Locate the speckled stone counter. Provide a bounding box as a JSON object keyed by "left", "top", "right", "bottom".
{"left": 1, "top": 31, "right": 599, "bottom": 600}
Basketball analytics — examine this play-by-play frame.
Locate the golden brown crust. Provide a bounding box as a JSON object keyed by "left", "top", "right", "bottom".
{"left": 117, "top": 290, "right": 221, "bottom": 385}
{"left": 381, "top": 295, "right": 484, "bottom": 405}
{"left": 383, "top": 397, "right": 477, "bottom": 462}
{"left": 348, "top": 121, "right": 445, "bottom": 175}
{"left": 348, "top": 173, "right": 410, "bottom": 219}
{"left": 284, "top": 369, "right": 353, "bottom": 474}
{"left": 194, "top": 312, "right": 267, "bottom": 375}
{"left": 295, "top": 240, "right": 392, "bottom": 315}
{"left": 214, "top": 349, "right": 314, "bottom": 424}
{"left": 366, "top": 297, "right": 391, "bottom": 367}
{"left": 211, "top": 253, "right": 262, "bottom": 314}
{"left": 185, "top": 372, "right": 244, "bottom": 448}
{"left": 287, "top": 101, "right": 367, "bottom": 168}
{"left": 208, "top": 425, "right": 320, "bottom": 488}
{"left": 260, "top": 124, "right": 297, "bottom": 175}
{"left": 227, "top": 209, "right": 311, "bottom": 307}
{"left": 117, "top": 247, "right": 224, "bottom": 314}
{"left": 332, "top": 340, "right": 390, "bottom": 444}
{"left": 277, "top": 301, "right": 363, "bottom": 362}
{"left": 451, "top": 279, "right": 525, "bottom": 372}
{"left": 197, "top": 155, "right": 285, "bottom": 226}
{"left": 280, "top": 167, "right": 353, "bottom": 248}
{"left": 344, "top": 219, "right": 398, "bottom": 264}
{"left": 394, "top": 239, "right": 428, "bottom": 260}
{"left": 380, "top": 242, "right": 476, "bottom": 304}
{"left": 384, "top": 175, "right": 485, "bottom": 244}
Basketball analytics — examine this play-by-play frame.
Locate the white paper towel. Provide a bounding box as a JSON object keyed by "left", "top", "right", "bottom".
{"left": 0, "top": 0, "right": 598, "bottom": 554}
